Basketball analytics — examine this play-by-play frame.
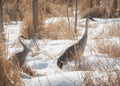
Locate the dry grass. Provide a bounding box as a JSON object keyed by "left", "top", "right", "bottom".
{"left": 3, "top": 0, "right": 67, "bottom": 22}
{"left": 21, "top": 17, "right": 78, "bottom": 39}
{"left": 80, "top": 5, "right": 118, "bottom": 18}
{"left": 107, "top": 23, "right": 120, "bottom": 37}
{"left": 22, "top": 64, "right": 36, "bottom": 76}
{"left": 78, "top": 22, "right": 98, "bottom": 28}
{"left": 43, "top": 20, "right": 77, "bottom": 39}
{"left": 20, "top": 14, "right": 34, "bottom": 39}
{"left": 0, "top": 45, "right": 22, "bottom": 86}
{"left": 83, "top": 71, "right": 120, "bottom": 86}
{"left": 2, "top": 0, "right": 120, "bottom": 23}
{"left": 0, "top": 33, "right": 22, "bottom": 86}
{"left": 0, "top": 57, "right": 22, "bottom": 86}
{"left": 80, "top": 6, "right": 104, "bottom": 18}
{"left": 20, "top": 13, "right": 45, "bottom": 39}
{"left": 43, "top": 2, "right": 67, "bottom": 17}
{"left": 97, "top": 40, "right": 120, "bottom": 58}
{"left": 3, "top": 13, "right": 11, "bottom": 24}
{"left": 79, "top": 0, "right": 120, "bottom": 18}
{"left": 95, "top": 22, "right": 120, "bottom": 58}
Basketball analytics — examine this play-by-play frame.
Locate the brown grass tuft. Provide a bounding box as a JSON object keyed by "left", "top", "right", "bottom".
{"left": 21, "top": 16, "right": 78, "bottom": 39}
{"left": 22, "top": 64, "right": 36, "bottom": 76}
{"left": 78, "top": 21, "right": 98, "bottom": 28}
{"left": 20, "top": 13, "right": 45, "bottom": 39}
{"left": 44, "top": 2, "right": 67, "bottom": 17}
{"left": 3, "top": 14, "right": 11, "bottom": 24}
{"left": 80, "top": 5, "right": 115, "bottom": 18}
{"left": 108, "top": 23, "right": 120, "bottom": 37}
{"left": 42, "top": 20, "right": 77, "bottom": 39}
{"left": 0, "top": 33, "right": 22, "bottom": 86}
{"left": 2, "top": 0, "right": 120, "bottom": 23}
{"left": 83, "top": 71, "right": 120, "bottom": 86}
{"left": 79, "top": 0, "right": 120, "bottom": 18}
{"left": 97, "top": 40, "right": 120, "bottom": 58}
{"left": 20, "top": 14, "right": 34, "bottom": 39}
{"left": 0, "top": 56, "right": 22, "bottom": 86}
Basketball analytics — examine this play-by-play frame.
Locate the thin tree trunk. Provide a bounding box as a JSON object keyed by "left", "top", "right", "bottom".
{"left": 74, "top": 0, "right": 78, "bottom": 34}
{"left": 113, "top": 0, "right": 117, "bottom": 9}
{"left": 0, "top": 0, "right": 3, "bottom": 33}
{"left": 69, "top": 0, "right": 73, "bottom": 14}
{"left": 90, "top": 0, "right": 93, "bottom": 8}
{"left": 97, "top": 0, "right": 100, "bottom": 6}
{"left": 67, "top": 0, "right": 71, "bottom": 38}
{"left": 67, "top": 0, "right": 70, "bottom": 30}
{"left": 13, "top": 0, "right": 20, "bottom": 23}
{"left": 0, "top": 0, "right": 5, "bottom": 41}
{"left": 32, "top": 0, "right": 38, "bottom": 38}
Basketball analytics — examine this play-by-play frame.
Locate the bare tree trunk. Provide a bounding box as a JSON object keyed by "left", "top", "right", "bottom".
{"left": 32, "top": 0, "right": 38, "bottom": 38}
{"left": 13, "top": 0, "right": 20, "bottom": 23}
{"left": 15, "top": 0, "right": 23, "bottom": 20}
{"left": 67, "top": 0, "right": 70, "bottom": 29}
{"left": 67, "top": 0, "right": 71, "bottom": 38}
{"left": 90, "top": 0, "right": 93, "bottom": 8}
{"left": 96, "top": 0, "right": 100, "bottom": 6}
{"left": 0, "top": 0, "right": 3, "bottom": 33}
{"left": 113, "top": 0, "right": 117, "bottom": 9}
{"left": 69, "top": 0, "right": 73, "bottom": 14}
{"left": 74, "top": 0, "right": 78, "bottom": 34}
{"left": 0, "top": 0, "right": 5, "bottom": 41}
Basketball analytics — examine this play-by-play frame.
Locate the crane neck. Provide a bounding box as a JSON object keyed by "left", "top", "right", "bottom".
{"left": 19, "top": 37, "right": 28, "bottom": 51}
{"left": 78, "top": 18, "right": 89, "bottom": 45}
{"left": 83, "top": 18, "right": 89, "bottom": 37}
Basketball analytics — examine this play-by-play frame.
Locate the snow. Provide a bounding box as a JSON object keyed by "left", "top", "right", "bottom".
{"left": 5, "top": 18, "right": 120, "bottom": 85}
{"left": 24, "top": 71, "right": 117, "bottom": 86}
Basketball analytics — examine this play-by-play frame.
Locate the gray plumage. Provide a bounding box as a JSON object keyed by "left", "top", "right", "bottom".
{"left": 57, "top": 16, "right": 96, "bottom": 69}
{"left": 9, "top": 36, "right": 30, "bottom": 68}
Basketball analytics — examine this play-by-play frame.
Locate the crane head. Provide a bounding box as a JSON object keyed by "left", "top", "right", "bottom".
{"left": 20, "top": 35, "right": 27, "bottom": 39}
{"left": 88, "top": 16, "right": 97, "bottom": 22}
{"left": 19, "top": 35, "right": 31, "bottom": 52}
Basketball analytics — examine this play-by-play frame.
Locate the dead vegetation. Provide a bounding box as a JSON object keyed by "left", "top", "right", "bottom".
{"left": 80, "top": 6, "right": 109, "bottom": 18}
{"left": 1, "top": 0, "right": 120, "bottom": 85}
{"left": 20, "top": 13, "right": 45, "bottom": 39}
{"left": 2, "top": 0, "right": 120, "bottom": 24}
{"left": 43, "top": 20, "right": 77, "bottom": 39}
{"left": 78, "top": 21, "right": 98, "bottom": 28}
{"left": 21, "top": 17, "right": 78, "bottom": 39}
{"left": 97, "top": 40, "right": 120, "bottom": 58}
{"left": 4, "top": 0, "right": 119, "bottom": 40}
{"left": 79, "top": 0, "right": 120, "bottom": 18}
{"left": 96, "top": 22, "right": 120, "bottom": 58}
{"left": 3, "top": 0, "right": 67, "bottom": 24}
{"left": 22, "top": 64, "right": 36, "bottom": 76}
{"left": 107, "top": 23, "right": 120, "bottom": 37}
{"left": 83, "top": 71, "right": 120, "bottom": 86}
{"left": 0, "top": 44, "right": 22, "bottom": 86}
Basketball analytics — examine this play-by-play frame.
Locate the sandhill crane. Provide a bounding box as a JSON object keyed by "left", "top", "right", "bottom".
{"left": 9, "top": 35, "right": 31, "bottom": 68}
{"left": 57, "top": 16, "right": 97, "bottom": 69}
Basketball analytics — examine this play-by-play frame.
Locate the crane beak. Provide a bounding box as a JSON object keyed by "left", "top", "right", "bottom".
{"left": 92, "top": 18, "right": 97, "bottom": 22}
{"left": 20, "top": 35, "right": 27, "bottom": 39}
{"left": 89, "top": 16, "right": 97, "bottom": 22}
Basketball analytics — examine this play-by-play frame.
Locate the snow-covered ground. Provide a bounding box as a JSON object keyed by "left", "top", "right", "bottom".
{"left": 4, "top": 17, "right": 120, "bottom": 86}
